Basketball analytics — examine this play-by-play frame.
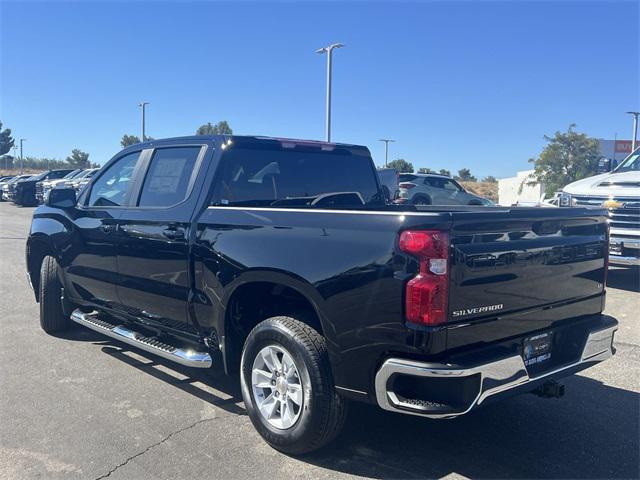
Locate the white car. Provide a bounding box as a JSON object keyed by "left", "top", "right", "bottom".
{"left": 396, "top": 173, "right": 491, "bottom": 206}
{"left": 560, "top": 148, "right": 639, "bottom": 266}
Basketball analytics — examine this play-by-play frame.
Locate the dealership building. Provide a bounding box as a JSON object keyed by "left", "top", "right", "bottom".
{"left": 597, "top": 139, "right": 635, "bottom": 163}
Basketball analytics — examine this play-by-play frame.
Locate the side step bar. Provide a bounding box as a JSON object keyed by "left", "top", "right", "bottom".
{"left": 70, "top": 309, "right": 212, "bottom": 368}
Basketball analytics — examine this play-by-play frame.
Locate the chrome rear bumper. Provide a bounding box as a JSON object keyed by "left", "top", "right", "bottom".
{"left": 609, "top": 255, "right": 640, "bottom": 266}
{"left": 375, "top": 324, "right": 617, "bottom": 419}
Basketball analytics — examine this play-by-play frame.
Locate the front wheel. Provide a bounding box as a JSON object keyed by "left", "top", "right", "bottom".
{"left": 39, "top": 256, "right": 74, "bottom": 333}
{"left": 240, "top": 316, "right": 347, "bottom": 454}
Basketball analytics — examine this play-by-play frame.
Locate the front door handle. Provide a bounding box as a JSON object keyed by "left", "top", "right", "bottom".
{"left": 162, "top": 226, "right": 185, "bottom": 240}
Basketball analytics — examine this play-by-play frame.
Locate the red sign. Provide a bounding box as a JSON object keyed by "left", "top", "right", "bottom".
{"left": 615, "top": 140, "right": 634, "bottom": 153}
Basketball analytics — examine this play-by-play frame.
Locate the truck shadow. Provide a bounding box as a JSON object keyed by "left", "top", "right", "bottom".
{"left": 96, "top": 341, "right": 638, "bottom": 479}
{"left": 306, "top": 375, "right": 639, "bottom": 479}
{"left": 607, "top": 266, "right": 640, "bottom": 293}
{"left": 99, "top": 344, "right": 246, "bottom": 417}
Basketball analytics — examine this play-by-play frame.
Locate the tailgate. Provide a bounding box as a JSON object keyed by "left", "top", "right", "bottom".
{"left": 448, "top": 207, "right": 608, "bottom": 323}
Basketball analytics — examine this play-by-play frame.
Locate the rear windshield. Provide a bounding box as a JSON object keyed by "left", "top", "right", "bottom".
{"left": 211, "top": 146, "right": 382, "bottom": 208}
{"left": 399, "top": 174, "right": 418, "bottom": 183}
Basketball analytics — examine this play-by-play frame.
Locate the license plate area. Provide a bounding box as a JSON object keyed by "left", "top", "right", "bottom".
{"left": 523, "top": 332, "right": 552, "bottom": 367}
{"left": 610, "top": 241, "right": 623, "bottom": 256}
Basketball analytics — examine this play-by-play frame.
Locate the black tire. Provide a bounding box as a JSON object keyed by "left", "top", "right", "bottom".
{"left": 412, "top": 195, "right": 431, "bottom": 205}
{"left": 39, "top": 256, "right": 74, "bottom": 334}
{"left": 240, "top": 316, "right": 348, "bottom": 455}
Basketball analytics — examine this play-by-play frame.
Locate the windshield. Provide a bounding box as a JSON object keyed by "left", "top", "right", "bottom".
{"left": 63, "top": 169, "right": 83, "bottom": 179}
{"left": 615, "top": 150, "right": 639, "bottom": 173}
{"left": 11, "top": 175, "right": 31, "bottom": 183}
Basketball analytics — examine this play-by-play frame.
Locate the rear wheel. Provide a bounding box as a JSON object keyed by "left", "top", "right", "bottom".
{"left": 39, "top": 256, "right": 74, "bottom": 334}
{"left": 240, "top": 316, "right": 347, "bottom": 454}
{"left": 412, "top": 195, "right": 431, "bottom": 205}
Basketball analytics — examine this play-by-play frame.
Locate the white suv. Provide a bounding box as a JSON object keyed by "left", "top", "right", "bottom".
{"left": 396, "top": 173, "right": 491, "bottom": 206}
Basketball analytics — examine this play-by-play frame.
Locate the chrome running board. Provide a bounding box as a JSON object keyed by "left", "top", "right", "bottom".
{"left": 70, "top": 309, "right": 212, "bottom": 368}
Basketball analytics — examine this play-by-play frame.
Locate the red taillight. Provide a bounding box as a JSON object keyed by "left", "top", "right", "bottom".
{"left": 399, "top": 230, "right": 450, "bottom": 326}
{"left": 399, "top": 182, "right": 416, "bottom": 189}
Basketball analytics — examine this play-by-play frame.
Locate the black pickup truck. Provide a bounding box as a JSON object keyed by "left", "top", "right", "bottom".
{"left": 11, "top": 169, "right": 74, "bottom": 205}
{"left": 27, "top": 135, "right": 617, "bottom": 454}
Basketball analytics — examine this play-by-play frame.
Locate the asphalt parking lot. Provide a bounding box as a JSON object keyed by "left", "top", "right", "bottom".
{"left": 0, "top": 202, "right": 638, "bottom": 480}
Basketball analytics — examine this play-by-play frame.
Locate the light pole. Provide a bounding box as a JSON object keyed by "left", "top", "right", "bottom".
{"left": 626, "top": 111, "right": 639, "bottom": 151}
{"left": 11, "top": 145, "right": 17, "bottom": 171}
{"left": 316, "top": 43, "right": 344, "bottom": 142}
{"left": 379, "top": 139, "right": 395, "bottom": 167}
{"left": 139, "top": 102, "right": 149, "bottom": 141}
{"left": 19, "top": 138, "right": 26, "bottom": 174}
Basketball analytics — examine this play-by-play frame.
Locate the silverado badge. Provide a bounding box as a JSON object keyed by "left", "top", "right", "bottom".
{"left": 452, "top": 304, "right": 504, "bottom": 317}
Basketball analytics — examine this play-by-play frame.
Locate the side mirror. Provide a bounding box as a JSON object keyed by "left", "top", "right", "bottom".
{"left": 597, "top": 157, "right": 612, "bottom": 173}
{"left": 46, "top": 187, "right": 77, "bottom": 208}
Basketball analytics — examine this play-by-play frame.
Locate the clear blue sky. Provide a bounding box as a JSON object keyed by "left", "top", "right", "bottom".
{"left": 1, "top": 1, "right": 638, "bottom": 177}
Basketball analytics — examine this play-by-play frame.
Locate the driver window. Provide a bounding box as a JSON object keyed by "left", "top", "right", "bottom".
{"left": 443, "top": 180, "right": 461, "bottom": 191}
{"left": 88, "top": 152, "right": 141, "bottom": 207}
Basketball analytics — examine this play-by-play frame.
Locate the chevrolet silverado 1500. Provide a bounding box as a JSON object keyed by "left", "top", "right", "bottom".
{"left": 27, "top": 135, "right": 617, "bottom": 454}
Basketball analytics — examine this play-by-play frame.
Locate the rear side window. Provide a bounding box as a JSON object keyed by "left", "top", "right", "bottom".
{"left": 211, "top": 147, "right": 381, "bottom": 207}
{"left": 138, "top": 147, "right": 201, "bottom": 207}
{"left": 88, "top": 152, "right": 141, "bottom": 207}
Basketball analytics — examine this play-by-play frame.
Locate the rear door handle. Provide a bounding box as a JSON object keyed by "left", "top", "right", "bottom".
{"left": 162, "top": 226, "right": 185, "bottom": 240}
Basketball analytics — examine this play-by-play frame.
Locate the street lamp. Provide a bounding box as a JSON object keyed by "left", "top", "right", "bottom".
{"left": 138, "top": 102, "right": 150, "bottom": 141}
{"left": 316, "top": 43, "right": 344, "bottom": 142}
{"left": 379, "top": 139, "right": 395, "bottom": 167}
{"left": 8, "top": 145, "right": 17, "bottom": 171}
{"left": 626, "top": 111, "right": 639, "bottom": 151}
{"left": 19, "top": 138, "right": 26, "bottom": 174}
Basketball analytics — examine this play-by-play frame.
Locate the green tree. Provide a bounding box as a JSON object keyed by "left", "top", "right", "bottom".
{"left": 0, "top": 121, "right": 15, "bottom": 156}
{"left": 455, "top": 168, "right": 476, "bottom": 182}
{"left": 196, "top": 120, "right": 233, "bottom": 135}
{"left": 66, "top": 149, "right": 90, "bottom": 169}
{"left": 528, "top": 124, "right": 600, "bottom": 196}
{"left": 387, "top": 158, "right": 414, "bottom": 173}
{"left": 417, "top": 167, "right": 435, "bottom": 174}
{"left": 121, "top": 134, "right": 141, "bottom": 148}
{"left": 438, "top": 169, "right": 451, "bottom": 176}
{"left": 482, "top": 175, "right": 497, "bottom": 183}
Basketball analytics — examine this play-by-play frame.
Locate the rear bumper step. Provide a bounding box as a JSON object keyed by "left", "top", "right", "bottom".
{"left": 375, "top": 322, "right": 617, "bottom": 419}
{"left": 70, "top": 309, "right": 212, "bottom": 368}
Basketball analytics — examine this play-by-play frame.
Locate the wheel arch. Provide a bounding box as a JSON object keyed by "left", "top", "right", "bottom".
{"left": 220, "top": 270, "right": 330, "bottom": 375}
{"left": 26, "top": 235, "right": 57, "bottom": 301}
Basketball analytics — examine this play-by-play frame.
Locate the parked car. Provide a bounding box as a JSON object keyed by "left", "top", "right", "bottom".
{"left": 27, "top": 135, "right": 617, "bottom": 454}
{"left": 63, "top": 168, "right": 99, "bottom": 192}
{"left": 396, "top": 173, "right": 490, "bottom": 205}
{"left": 377, "top": 167, "right": 399, "bottom": 201}
{"left": 559, "top": 147, "right": 639, "bottom": 266}
{"left": 2, "top": 175, "right": 32, "bottom": 202}
{"left": 12, "top": 169, "right": 73, "bottom": 206}
{"left": 36, "top": 169, "right": 85, "bottom": 204}
{"left": 0, "top": 176, "right": 18, "bottom": 201}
